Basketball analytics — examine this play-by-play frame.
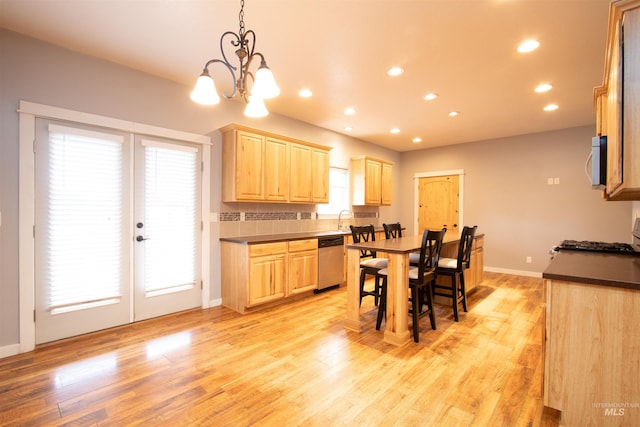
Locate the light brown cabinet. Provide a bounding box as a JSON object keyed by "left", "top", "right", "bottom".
{"left": 221, "top": 238, "right": 318, "bottom": 313}
{"left": 264, "top": 137, "right": 289, "bottom": 201}
{"left": 311, "top": 148, "right": 330, "bottom": 203}
{"left": 248, "top": 242, "right": 287, "bottom": 306}
{"left": 544, "top": 278, "right": 640, "bottom": 425}
{"left": 351, "top": 156, "right": 393, "bottom": 206}
{"left": 220, "top": 124, "right": 331, "bottom": 203}
{"left": 594, "top": 1, "right": 640, "bottom": 200}
{"left": 288, "top": 239, "right": 318, "bottom": 294}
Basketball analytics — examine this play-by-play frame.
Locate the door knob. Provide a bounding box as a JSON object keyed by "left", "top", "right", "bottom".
{"left": 136, "top": 235, "right": 148, "bottom": 242}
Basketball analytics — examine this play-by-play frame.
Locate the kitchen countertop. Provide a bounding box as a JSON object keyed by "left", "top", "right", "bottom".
{"left": 542, "top": 250, "right": 640, "bottom": 291}
{"left": 220, "top": 229, "right": 354, "bottom": 244}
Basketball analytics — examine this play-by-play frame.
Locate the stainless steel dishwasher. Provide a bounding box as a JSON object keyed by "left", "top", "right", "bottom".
{"left": 316, "top": 235, "right": 345, "bottom": 292}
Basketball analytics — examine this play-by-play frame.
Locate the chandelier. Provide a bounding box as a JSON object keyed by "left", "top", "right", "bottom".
{"left": 190, "top": 0, "right": 280, "bottom": 118}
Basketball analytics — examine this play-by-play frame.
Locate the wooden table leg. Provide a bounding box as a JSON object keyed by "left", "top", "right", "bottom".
{"left": 344, "top": 247, "right": 362, "bottom": 332}
{"left": 383, "top": 252, "right": 411, "bottom": 346}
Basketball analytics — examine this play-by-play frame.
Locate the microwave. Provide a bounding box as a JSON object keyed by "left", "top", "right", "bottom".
{"left": 591, "top": 136, "right": 607, "bottom": 189}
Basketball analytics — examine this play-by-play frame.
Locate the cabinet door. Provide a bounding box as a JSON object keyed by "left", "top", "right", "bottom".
{"left": 288, "top": 250, "right": 318, "bottom": 294}
{"left": 289, "top": 143, "right": 313, "bottom": 202}
{"left": 236, "top": 131, "right": 264, "bottom": 200}
{"left": 311, "top": 148, "right": 330, "bottom": 203}
{"left": 381, "top": 162, "right": 392, "bottom": 205}
{"left": 364, "top": 159, "right": 382, "bottom": 205}
{"left": 248, "top": 254, "right": 286, "bottom": 306}
{"left": 606, "top": 21, "right": 623, "bottom": 196}
{"left": 264, "top": 137, "right": 289, "bottom": 201}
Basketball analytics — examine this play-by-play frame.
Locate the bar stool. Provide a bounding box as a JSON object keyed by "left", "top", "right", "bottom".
{"left": 349, "top": 225, "right": 388, "bottom": 306}
{"left": 376, "top": 227, "right": 446, "bottom": 342}
{"left": 434, "top": 225, "right": 477, "bottom": 321}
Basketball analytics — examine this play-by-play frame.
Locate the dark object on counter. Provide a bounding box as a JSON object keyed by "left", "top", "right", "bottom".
{"left": 556, "top": 240, "right": 640, "bottom": 255}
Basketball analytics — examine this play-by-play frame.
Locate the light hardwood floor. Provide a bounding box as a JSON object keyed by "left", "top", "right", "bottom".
{"left": 0, "top": 272, "right": 560, "bottom": 426}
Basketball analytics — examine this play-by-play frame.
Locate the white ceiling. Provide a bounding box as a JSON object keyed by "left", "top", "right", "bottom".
{"left": 0, "top": 0, "right": 612, "bottom": 152}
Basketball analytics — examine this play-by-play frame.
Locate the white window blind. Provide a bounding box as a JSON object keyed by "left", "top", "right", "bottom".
{"left": 142, "top": 140, "right": 197, "bottom": 296}
{"left": 318, "top": 167, "right": 350, "bottom": 215}
{"left": 47, "top": 125, "right": 124, "bottom": 313}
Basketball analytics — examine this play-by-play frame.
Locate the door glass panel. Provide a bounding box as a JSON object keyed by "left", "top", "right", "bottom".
{"left": 142, "top": 141, "right": 198, "bottom": 296}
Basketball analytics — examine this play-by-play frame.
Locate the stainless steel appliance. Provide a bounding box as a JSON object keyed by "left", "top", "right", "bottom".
{"left": 317, "top": 235, "right": 345, "bottom": 292}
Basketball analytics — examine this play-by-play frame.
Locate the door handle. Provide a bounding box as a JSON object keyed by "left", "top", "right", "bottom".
{"left": 136, "top": 235, "right": 149, "bottom": 242}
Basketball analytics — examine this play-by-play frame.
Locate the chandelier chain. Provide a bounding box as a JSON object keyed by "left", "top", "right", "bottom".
{"left": 238, "top": 0, "right": 245, "bottom": 38}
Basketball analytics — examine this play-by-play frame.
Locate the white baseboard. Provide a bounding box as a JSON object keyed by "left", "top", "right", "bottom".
{"left": 0, "top": 343, "right": 21, "bottom": 359}
{"left": 209, "top": 298, "right": 222, "bottom": 307}
{"left": 484, "top": 266, "right": 542, "bottom": 278}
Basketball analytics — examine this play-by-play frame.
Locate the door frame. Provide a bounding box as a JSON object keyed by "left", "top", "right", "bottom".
{"left": 413, "top": 169, "right": 464, "bottom": 236}
{"left": 18, "top": 101, "right": 211, "bottom": 353}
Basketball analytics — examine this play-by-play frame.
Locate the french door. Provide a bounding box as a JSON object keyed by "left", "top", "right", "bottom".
{"left": 34, "top": 119, "right": 202, "bottom": 344}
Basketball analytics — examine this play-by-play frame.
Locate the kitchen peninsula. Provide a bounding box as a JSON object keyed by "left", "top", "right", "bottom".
{"left": 221, "top": 230, "right": 484, "bottom": 317}
{"left": 542, "top": 251, "right": 640, "bottom": 426}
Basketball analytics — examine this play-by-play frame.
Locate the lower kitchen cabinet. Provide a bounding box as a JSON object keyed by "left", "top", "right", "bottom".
{"left": 288, "top": 239, "right": 318, "bottom": 294}
{"left": 221, "top": 239, "right": 318, "bottom": 313}
{"left": 247, "top": 242, "right": 287, "bottom": 307}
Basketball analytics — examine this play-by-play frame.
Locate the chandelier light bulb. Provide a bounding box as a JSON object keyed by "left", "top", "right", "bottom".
{"left": 252, "top": 62, "right": 280, "bottom": 99}
{"left": 190, "top": 72, "right": 221, "bottom": 105}
{"left": 244, "top": 95, "right": 269, "bottom": 118}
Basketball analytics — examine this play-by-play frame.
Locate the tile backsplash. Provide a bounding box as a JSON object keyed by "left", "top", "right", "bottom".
{"left": 218, "top": 206, "right": 379, "bottom": 238}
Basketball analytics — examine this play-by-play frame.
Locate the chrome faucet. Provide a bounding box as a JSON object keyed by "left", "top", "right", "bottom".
{"left": 337, "top": 210, "right": 352, "bottom": 231}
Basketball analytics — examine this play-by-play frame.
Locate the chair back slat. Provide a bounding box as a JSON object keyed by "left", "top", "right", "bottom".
{"left": 457, "top": 225, "right": 478, "bottom": 269}
{"left": 383, "top": 222, "right": 402, "bottom": 239}
{"left": 350, "top": 224, "right": 378, "bottom": 259}
{"left": 416, "top": 227, "right": 447, "bottom": 283}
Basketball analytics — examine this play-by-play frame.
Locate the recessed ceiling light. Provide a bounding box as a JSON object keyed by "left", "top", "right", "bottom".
{"left": 544, "top": 104, "right": 559, "bottom": 111}
{"left": 448, "top": 111, "right": 460, "bottom": 117}
{"left": 344, "top": 107, "right": 356, "bottom": 115}
{"left": 387, "top": 66, "right": 404, "bottom": 77}
{"left": 344, "top": 126, "right": 353, "bottom": 131}
{"left": 390, "top": 128, "right": 400, "bottom": 134}
{"left": 299, "top": 88, "right": 312, "bottom": 98}
{"left": 535, "top": 83, "right": 553, "bottom": 93}
{"left": 518, "top": 39, "right": 540, "bottom": 53}
{"left": 424, "top": 93, "right": 438, "bottom": 101}
{"left": 412, "top": 137, "right": 422, "bottom": 143}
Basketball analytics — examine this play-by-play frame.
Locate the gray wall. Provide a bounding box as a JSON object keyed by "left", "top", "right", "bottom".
{"left": 0, "top": 29, "right": 633, "bottom": 351}
{"left": 398, "top": 126, "right": 633, "bottom": 273}
{"left": 0, "top": 29, "right": 400, "bottom": 349}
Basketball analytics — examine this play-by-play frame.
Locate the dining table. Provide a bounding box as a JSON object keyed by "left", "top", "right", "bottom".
{"left": 345, "top": 233, "right": 461, "bottom": 346}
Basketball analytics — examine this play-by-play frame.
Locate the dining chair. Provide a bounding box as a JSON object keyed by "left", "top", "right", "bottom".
{"left": 383, "top": 222, "right": 402, "bottom": 239}
{"left": 349, "top": 224, "right": 388, "bottom": 306}
{"left": 434, "top": 225, "right": 477, "bottom": 322}
{"left": 376, "top": 227, "right": 446, "bottom": 343}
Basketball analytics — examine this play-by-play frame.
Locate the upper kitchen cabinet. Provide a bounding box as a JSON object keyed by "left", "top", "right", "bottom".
{"left": 289, "top": 143, "right": 330, "bottom": 203}
{"left": 220, "top": 124, "right": 331, "bottom": 203}
{"left": 594, "top": 0, "right": 640, "bottom": 200}
{"left": 351, "top": 156, "right": 393, "bottom": 206}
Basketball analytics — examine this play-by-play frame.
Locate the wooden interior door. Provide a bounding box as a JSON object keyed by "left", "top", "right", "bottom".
{"left": 418, "top": 175, "right": 460, "bottom": 235}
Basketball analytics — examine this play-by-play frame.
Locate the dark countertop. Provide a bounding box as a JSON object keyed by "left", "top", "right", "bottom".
{"left": 543, "top": 251, "right": 640, "bottom": 291}
{"left": 220, "top": 229, "right": 354, "bottom": 244}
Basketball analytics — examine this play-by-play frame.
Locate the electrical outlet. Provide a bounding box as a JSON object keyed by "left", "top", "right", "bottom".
{"left": 526, "top": 256, "right": 532, "bottom": 264}
{"left": 554, "top": 177, "right": 560, "bottom": 185}
{"left": 547, "top": 178, "right": 554, "bottom": 185}
{"left": 240, "top": 212, "right": 245, "bottom": 221}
